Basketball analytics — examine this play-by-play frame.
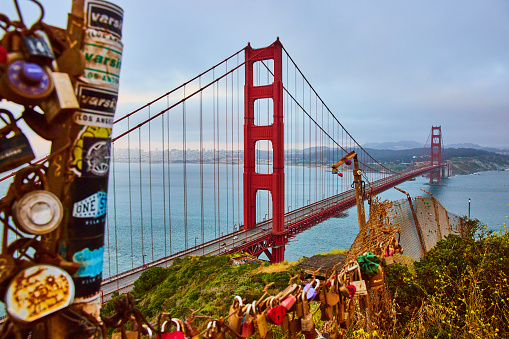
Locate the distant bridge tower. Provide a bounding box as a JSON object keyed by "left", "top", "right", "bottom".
{"left": 244, "top": 39, "right": 286, "bottom": 263}
{"left": 430, "top": 126, "right": 442, "bottom": 184}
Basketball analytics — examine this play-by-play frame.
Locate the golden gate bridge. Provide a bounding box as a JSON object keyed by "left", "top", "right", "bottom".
{"left": 0, "top": 39, "right": 445, "bottom": 303}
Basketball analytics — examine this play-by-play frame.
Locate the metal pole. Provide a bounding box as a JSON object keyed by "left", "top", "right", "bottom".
{"left": 468, "top": 198, "right": 471, "bottom": 219}
{"left": 39, "top": 1, "right": 124, "bottom": 337}
{"left": 353, "top": 156, "right": 366, "bottom": 230}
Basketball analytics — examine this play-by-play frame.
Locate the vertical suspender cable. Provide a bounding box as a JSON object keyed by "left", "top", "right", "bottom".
{"left": 106, "top": 196, "right": 111, "bottom": 277}
{"left": 167, "top": 95, "right": 172, "bottom": 256}
{"left": 162, "top": 112, "right": 167, "bottom": 257}
{"left": 148, "top": 106, "right": 154, "bottom": 260}
{"left": 128, "top": 117, "right": 133, "bottom": 268}
{"left": 225, "top": 61, "right": 229, "bottom": 234}
{"left": 302, "top": 77, "right": 305, "bottom": 208}
{"left": 308, "top": 88, "right": 311, "bottom": 205}
{"left": 213, "top": 71, "right": 217, "bottom": 238}
{"left": 237, "top": 54, "right": 241, "bottom": 227}
{"left": 200, "top": 77, "right": 204, "bottom": 246}
{"left": 231, "top": 71, "right": 235, "bottom": 231}
{"left": 112, "top": 144, "right": 119, "bottom": 280}
{"left": 183, "top": 85, "right": 188, "bottom": 250}
{"left": 139, "top": 128, "right": 144, "bottom": 264}
{"left": 216, "top": 75, "right": 221, "bottom": 237}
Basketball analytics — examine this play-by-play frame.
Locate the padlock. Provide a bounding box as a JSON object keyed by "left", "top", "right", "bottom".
{"left": 252, "top": 301, "right": 269, "bottom": 339}
{"left": 142, "top": 324, "right": 153, "bottom": 338}
{"left": 12, "top": 189, "right": 63, "bottom": 235}
{"left": 158, "top": 319, "right": 186, "bottom": 339}
{"left": 383, "top": 257, "right": 394, "bottom": 267}
{"left": 366, "top": 266, "right": 384, "bottom": 291}
{"left": 205, "top": 321, "right": 225, "bottom": 339}
{"left": 320, "top": 302, "right": 333, "bottom": 321}
{"left": 241, "top": 304, "right": 255, "bottom": 338}
{"left": 39, "top": 71, "right": 79, "bottom": 123}
{"left": 267, "top": 298, "right": 286, "bottom": 325}
{"left": 0, "top": 58, "right": 54, "bottom": 106}
{"left": 300, "top": 292, "right": 314, "bottom": 334}
{"left": 0, "top": 254, "right": 16, "bottom": 284}
{"left": 393, "top": 234, "right": 404, "bottom": 254}
{"left": 5, "top": 264, "right": 75, "bottom": 323}
{"left": 0, "top": 109, "right": 35, "bottom": 173}
{"left": 281, "top": 293, "right": 296, "bottom": 310}
{"left": 279, "top": 284, "right": 298, "bottom": 311}
{"left": 347, "top": 263, "right": 367, "bottom": 296}
{"left": 289, "top": 313, "right": 301, "bottom": 338}
{"left": 11, "top": 165, "right": 63, "bottom": 235}
{"left": 21, "top": 30, "right": 55, "bottom": 65}
{"left": 280, "top": 313, "right": 290, "bottom": 333}
{"left": 303, "top": 279, "right": 320, "bottom": 301}
{"left": 227, "top": 296, "right": 244, "bottom": 335}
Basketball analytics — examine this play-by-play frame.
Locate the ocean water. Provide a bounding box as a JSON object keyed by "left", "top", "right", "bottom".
{"left": 286, "top": 170, "right": 509, "bottom": 262}
{"left": 0, "top": 166, "right": 507, "bottom": 277}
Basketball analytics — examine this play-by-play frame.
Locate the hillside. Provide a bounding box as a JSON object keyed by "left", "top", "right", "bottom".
{"left": 101, "top": 225, "right": 509, "bottom": 338}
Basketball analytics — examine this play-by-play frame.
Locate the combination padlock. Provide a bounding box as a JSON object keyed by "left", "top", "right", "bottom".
{"left": 0, "top": 109, "right": 35, "bottom": 174}
{"left": 0, "top": 31, "right": 54, "bottom": 106}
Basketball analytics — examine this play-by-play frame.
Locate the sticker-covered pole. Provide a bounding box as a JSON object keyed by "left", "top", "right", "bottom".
{"left": 39, "top": 0, "right": 123, "bottom": 336}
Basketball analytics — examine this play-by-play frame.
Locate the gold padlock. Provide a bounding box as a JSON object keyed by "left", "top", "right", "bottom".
{"left": 39, "top": 71, "right": 79, "bottom": 123}
{"left": 227, "top": 295, "right": 243, "bottom": 334}
{"left": 252, "top": 301, "right": 269, "bottom": 339}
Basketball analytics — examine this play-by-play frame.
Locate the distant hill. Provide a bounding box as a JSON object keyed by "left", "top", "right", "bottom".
{"left": 361, "top": 141, "right": 509, "bottom": 157}
{"left": 362, "top": 141, "right": 424, "bottom": 150}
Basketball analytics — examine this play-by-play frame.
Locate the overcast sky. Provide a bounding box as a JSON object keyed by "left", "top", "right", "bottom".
{"left": 4, "top": 1, "right": 509, "bottom": 149}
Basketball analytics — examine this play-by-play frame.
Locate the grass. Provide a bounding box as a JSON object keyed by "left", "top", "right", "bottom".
{"left": 101, "top": 219, "right": 509, "bottom": 338}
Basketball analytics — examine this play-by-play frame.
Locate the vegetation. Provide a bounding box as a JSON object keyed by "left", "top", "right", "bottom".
{"left": 383, "top": 218, "right": 509, "bottom": 338}
{"left": 101, "top": 219, "right": 509, "bottom": 338}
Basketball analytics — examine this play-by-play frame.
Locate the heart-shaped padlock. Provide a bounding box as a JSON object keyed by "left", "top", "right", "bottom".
{"left": 267, "top": 298, "right": 286, "bottom": 325}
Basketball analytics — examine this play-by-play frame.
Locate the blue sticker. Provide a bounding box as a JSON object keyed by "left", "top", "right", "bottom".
{"left": 72, "top": 247, "right": 104, "bottom": 277}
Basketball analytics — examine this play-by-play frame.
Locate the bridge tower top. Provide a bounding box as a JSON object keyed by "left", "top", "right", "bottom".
{"left": 430, "top": 126, "right": 442, "bottom": 184}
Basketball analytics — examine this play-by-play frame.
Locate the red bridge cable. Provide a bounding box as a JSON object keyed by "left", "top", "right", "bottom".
{"left": 113, "top": 48, "right": 245, "bottom": 124}
{"left": 280, "top": 47, "right": 398, "bottom": 174}
{"left": 258, "top": 59, "right": 395, "bottom": 175}
{"left": 111, "top": 43, "right": 276, "bottom": 143}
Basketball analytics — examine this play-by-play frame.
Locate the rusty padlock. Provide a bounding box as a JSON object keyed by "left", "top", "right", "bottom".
{"left": 0, "top": 109, "right": 35, "bottom": 174}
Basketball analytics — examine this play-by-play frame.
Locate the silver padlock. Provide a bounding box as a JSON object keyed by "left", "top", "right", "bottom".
{"left": 12, "top": 189, "right": 63, "bottom": 235}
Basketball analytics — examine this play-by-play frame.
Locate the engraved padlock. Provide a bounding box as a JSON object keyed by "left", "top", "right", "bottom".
{"left": 0, "top": 109, "right": 35, "bottom": 173}
{"left": 5, "top": 264, "right": 75, "bottom": 323}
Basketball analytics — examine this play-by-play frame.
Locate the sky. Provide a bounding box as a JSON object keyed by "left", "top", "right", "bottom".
{"left": 3, "top": 0, "right": 509, "bottom": 151}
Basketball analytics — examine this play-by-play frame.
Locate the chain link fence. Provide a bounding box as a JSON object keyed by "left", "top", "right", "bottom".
{"left": 390, "top": 197, "right": 464, "bottom": 261}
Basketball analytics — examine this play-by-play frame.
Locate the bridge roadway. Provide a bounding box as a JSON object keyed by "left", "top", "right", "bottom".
{"left": 100, "top": 164, "right": 440, "bottom": 302}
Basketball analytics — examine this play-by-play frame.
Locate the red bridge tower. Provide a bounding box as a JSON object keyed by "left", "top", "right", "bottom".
{"left": 243, "top": 39, "right": 286, "bottom": 263}
{"left": 430, "top": 126, "right": 442, "bottom": 184}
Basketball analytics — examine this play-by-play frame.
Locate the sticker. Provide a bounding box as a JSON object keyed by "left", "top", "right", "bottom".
{"left": 86, "top": 0, "right": 123, "bottom": 38}
{"left": 72, "top": 191, "right": 107, "bottom": 218}
{"left": 82, "top": 40, "right": 122, "bottom": 88}
{"left": 83, "top": 137, "right": 110, "bottom": 177}
{"left": 74, "top": 85, "right": 117, "bottom": 128}
{"left": 72, "top": 247, "right": 104, "bottom": 277}
{"left": 70, "top": 126, "right": 111, "bottom": 175}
